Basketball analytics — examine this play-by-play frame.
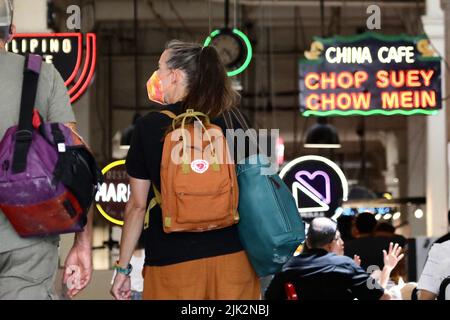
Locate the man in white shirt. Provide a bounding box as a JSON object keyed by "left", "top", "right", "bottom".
{"left": 417, "top": 240, "right": 450, "bottom": 300}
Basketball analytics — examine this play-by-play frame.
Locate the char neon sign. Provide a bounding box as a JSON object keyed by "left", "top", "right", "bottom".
{"left": 6, "top": 33, "right": 96, "bottom": 104}
{"left": 95, "top": 160, "right": 128, "bottom": 226}
{"left": 279, "top": 156, "right": 348, "bottom": 222}
{"left": 300, "top": 32, "right": 442, "bottom": 117}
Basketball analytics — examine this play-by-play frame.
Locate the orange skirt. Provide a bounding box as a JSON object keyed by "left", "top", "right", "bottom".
{"left": 142, "top": 250, "right": 261, "bottom": 300}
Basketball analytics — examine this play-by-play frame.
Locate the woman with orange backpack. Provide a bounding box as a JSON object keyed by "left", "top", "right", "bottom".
{"left": 110, "top": 40, "right": 260, "bottom": 300}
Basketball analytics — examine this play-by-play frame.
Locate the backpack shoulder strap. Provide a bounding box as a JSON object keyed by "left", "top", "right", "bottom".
{"left": 12, "top": 54, "right": 43, "bottom": 173}
{"left": 159, "top": 110, "right": 177, "bottom": 119}
{"left": 144, "top": 183, "right": 162, "bottom": 230}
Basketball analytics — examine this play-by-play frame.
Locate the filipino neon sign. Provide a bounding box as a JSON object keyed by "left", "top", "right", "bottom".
{"left": 279, "top": 156, "right": 348, "bottom": 222}
{"left": 6, "top": 33, "right": 97, "bottom": 104}
{"left": 300, "top": 32, "right": 441, "bottom": 117}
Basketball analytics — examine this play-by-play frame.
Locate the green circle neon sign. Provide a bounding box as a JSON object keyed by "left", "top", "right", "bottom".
{"left": 203, "top": 28, "right": 253, "bottom": 77}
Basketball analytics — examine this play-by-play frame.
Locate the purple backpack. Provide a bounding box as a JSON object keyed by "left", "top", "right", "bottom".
{"left": 0, "top": 54, "right": 102, "bottom": 237}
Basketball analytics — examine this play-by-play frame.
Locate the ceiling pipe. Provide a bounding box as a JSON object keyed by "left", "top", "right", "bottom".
{"left": 210, "top": 0, "right": 424, "bottom": 8}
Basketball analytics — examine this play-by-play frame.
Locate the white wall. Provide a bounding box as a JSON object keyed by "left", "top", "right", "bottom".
{"left": 13, "top": 0, "right": 50, "bottom": 33}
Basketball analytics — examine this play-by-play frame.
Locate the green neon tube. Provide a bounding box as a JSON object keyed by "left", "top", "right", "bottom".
{"left": 302, "top": 109, "right": 439, "bottom": 117}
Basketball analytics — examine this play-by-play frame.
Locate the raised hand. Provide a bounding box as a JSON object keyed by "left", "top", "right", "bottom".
{"left": 353, "top": 254, "right": 361, "bottom": 267}
{"left": 383, "top": 242, "right": 405, "bottom": 271}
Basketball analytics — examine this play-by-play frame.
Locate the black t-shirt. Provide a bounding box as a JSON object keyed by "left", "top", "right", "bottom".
{"left": 126, "top": 102, "right": 244, "bottom": 266}
{"left": 265, "top": 249, "right": 385, "bottom": 300}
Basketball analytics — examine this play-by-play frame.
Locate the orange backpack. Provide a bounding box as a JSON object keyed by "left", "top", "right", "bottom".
{"left": 145, "top": 109, "right": 239, "bottom": 233}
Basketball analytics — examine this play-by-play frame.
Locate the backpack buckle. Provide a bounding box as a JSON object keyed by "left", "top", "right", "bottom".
{"left": 15, "top": 130, "right": 33, "bottom": 142}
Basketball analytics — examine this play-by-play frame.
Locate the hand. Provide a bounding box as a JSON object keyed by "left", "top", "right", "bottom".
{"left": 111, "top": 272, "right": 131, "bottom": 300}
{"left": 383, "top": 242, "right": 404, "bottom": 271}
{"left": 63, "top": 243, "right": 92, "bottom": 299}
{"left": 353, "top": 255, "right": 361, "bottom": 266}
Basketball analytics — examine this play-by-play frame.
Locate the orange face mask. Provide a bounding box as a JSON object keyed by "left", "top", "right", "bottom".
{"left": 147, "top": 71, "right": 167, "bottom": 105}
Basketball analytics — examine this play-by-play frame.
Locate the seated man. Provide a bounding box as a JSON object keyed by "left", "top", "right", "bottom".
{"left": 417, "top": 239, "right": 450, "bottom": 300}
{"left": 265, "top": 217, "right": 403, "bottom": 300}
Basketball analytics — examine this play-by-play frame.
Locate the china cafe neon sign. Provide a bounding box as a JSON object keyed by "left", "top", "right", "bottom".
{"left": 6, "top": 33, "right": 96, "bottom": 104}
{"left": 300, "top": 32, "right": 442, "bottom": 117}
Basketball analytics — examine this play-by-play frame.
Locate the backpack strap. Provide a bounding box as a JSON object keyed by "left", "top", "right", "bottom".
{"left": 143, "top": 110, "right": 170, "bottom": 229}
{"left": 224, "top": 108, "right": 260, "bottom": 156}
{"left": 173, "top": 109, "right": 219, "bottom": 173}
{"left": 12, "top": 54, "right": 42, "bottom": 173}
{"left": 144, "top": 183, "right": 162, "bottom": 230}
{"left": 159, "top": 110, "right": 177, "bottom": 119}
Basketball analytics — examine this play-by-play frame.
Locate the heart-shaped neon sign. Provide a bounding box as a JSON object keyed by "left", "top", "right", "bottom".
{"left": 295, "top": 170, "right": 331, "bottom": 204}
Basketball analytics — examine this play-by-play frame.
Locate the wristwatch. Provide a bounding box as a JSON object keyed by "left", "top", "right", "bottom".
{"left": 114, "top": 261, "right": 133, "bottom": 276}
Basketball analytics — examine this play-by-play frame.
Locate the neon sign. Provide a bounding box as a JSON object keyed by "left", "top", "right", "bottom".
{"left": 95, "top": 160, "right": 128, "bottom": 226}
{"left": 203, "top": 28, "right": 253, "bottom": 77}
{"left": 300, "top": 32, "right": 441, "bottom": 117}
{"left": 294, "top": 170, "right": 331, "bottom": 213}
{"left": 280, "top": 156, "right": 348, "bottom": 222}
{"left": 6, "top": 33, "right": 97, "bottom": 104}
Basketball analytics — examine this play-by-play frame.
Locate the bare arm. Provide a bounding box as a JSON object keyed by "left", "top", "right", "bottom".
{"left": 117, "top": 177, "right": 150, "bottom": 267}
{"left": 379, "top": 291, "right": 393, "bottom": 300}
{"left": 111, "top": 177, "right": 150, "bottom": 300}
{"left": 65, "top": 122, "right": 93, "bottom": 152}
{"left": 64, "top": 122, "right": 77, "bottom": 131}
{"left": 65, "top": 122, "right": 93, "bottom": 246}
{"left": 417, "top": 289, "right": 437, "bottom": 300}
{"left": 62, "top": 123, "right": 94, "bottom": 298}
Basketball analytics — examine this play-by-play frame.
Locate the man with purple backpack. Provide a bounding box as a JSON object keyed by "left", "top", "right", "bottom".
{"left": 0, "top": 0, "right": 93, "bottom": 299}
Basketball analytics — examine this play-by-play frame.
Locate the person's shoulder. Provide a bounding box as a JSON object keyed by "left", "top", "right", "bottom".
{"left": 325, "top": 252, "right": 355, "bottom": 266}
{"left": 430, "top": 239, "right": 450, "bottom": 255}
{"left": 434, "top": 232, "right": 450, "bottom": 244}
{"left": 282, "top": 255, "right": 304, "bottom": 269}
{"left": 139, "top": 109, "right": 174, "bottom": 125}
{"left": 39, "top": 59, "right": 56, "bottom": 75}
{"left": 1, "top": 51, "right": 25, "bottom": 63}
{"left": 134, "top": 109, "right": 174, "bottom": 138}
{"left": 213, "top": 107, "right": 249, "bottom": 130}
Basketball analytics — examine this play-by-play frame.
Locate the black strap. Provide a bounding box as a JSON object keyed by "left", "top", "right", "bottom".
{"left": 437, "top": 277, "right": 450, "bottom": 300}
{"left": 51, "top": 123, "right": 66, "bottom": 145}
{"left": 231, "top": 108, "right": 251, "bottom": 131}
{"left": 223, "top": 109, "right": 234, "bottom": 130}
{"left": 411, "top": 287, "right": 418, "bottom": 300}
{"left": 12, "top": 54, "right": 42, "bottom": 173}
{"left": 224, "top": 108, "right": 260, "bottom": 154}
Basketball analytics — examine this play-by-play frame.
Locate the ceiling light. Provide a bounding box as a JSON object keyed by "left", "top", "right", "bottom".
{"left": 414, "top": 208, "right": 424, "bottom": 219}
{"left": 392, "top": 212, "right": 401, "bottom": 220}
{"left": 304, "top": 118, "right": 341, "bottom": 148}
{"left": 383, "top": 213, "right": 392, "bottom": 220}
